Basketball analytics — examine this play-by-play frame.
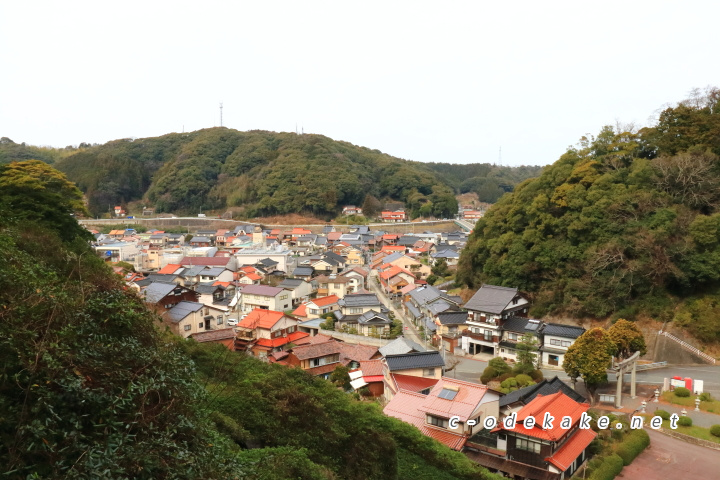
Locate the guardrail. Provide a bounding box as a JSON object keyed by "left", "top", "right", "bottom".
{"left": 660, "top": 331, "right": 716, "bottom": 364}
{"left": 635, "top": 361, "right": 668, "bottom": 371}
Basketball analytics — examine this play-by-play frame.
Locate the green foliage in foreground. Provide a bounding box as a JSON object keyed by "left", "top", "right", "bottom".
{"left": 459, "top": 88, "right": 720, "bottom": 321}
{"left": 0, "top": 162, "right": 501, "bottom": 479}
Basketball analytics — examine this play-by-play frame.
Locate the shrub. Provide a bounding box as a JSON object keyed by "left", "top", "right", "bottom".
{"left": 655, "top": 409, "right": 671, "bottom": 420}
{"left": 588, "top": 453, "right": 624, "bottom": 480}
{"left": 488, "top": 357, "right": 511, "bottom": 375}
{"left": 480, "top": 366, "right": 497, "bottom": 384}
{"left": 674, "top": 387, "right": 691, "bottom": 397}
{"left": 710, "top": 425, "right": 720, "bottom": 437}
{"left": 677, "top": 416, "right": 693, "bottom": 427}
{"left": 529, "top": 369, "right": 544, "bottom": 382}
{"left": 700, "top": 392, "right": 713, "bottom": 402}
{"left": 496, "top": 372, "right": 514, "bottom": 382}
{"left": 615, "top": 429, "right": 650, "bottom": 465}
{"left": 515, "top": 374, "right": 533, "bottom": 387}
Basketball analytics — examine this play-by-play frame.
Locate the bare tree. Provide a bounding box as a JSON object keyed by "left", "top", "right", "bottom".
{"left": 653, "top": 151, "right": 720, "bottom": 209}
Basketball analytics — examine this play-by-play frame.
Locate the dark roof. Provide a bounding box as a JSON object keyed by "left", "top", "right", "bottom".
{"left": 144, "top": 273, "right": 178, "bottom": 284}
{"left": 190, "top": 236, "right": 211, "bottom": 243}
{"left": 541, "top": 323, "right": 586, "bottom": 339}
{"left": 278, "top": 278, "right": 305, "bottom": 288}
{"left": 397, "top": 235, "right": 421, "bottom": 246}
{"left": 464, "top": 284, "right": 520, "bottom": 314}
{"left": 499, "top": 376, "right": 587, "bottom": 407}
{"left": 195, "top": 284, "right": 221, "bottom": 295}
{"left": 436, "top": 311, "right": 468, "bottom": 325}
{"left": 257, "top": 258, "right": 279, "bottom": 267}
{"left": 502, "top": 316, "right": 530, "bottom": 333}
{"left": 385, "top": 351, "right": 445, "bottom": 371}
{"left": 293, "top": 266, "right": 314, "bottom": 276}
{"left": 339, "top": 293, "right": 381, "bottom": 307}
{"left": 357, "top": 310, "right": 392, "bottom": 325}
{"left": 378, "top": 337, "right": 426, "bottom": 356}
{"left": 166, "top": 301, "right": 204, "bottom": 323}
{"left": 323, "top": 252, "right": 345, "bottom": 264}
{"left": 143, "top": 282, "right": 178, "bottom": 303}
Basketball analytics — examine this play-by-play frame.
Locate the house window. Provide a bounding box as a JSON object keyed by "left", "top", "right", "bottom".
{"left": 508, "top": 333, "right": 518, "bottom": 341}
{"left": 198, "top": 322, "right": 204, "bottom": 329}
{"left": 349, "top": 307, "right": 363, "bottom": 314}
{"left": 484, "top": 330, "right": 493, "bottom": 341}
{"left": 562, "top": 340, "right": 571, "bottom": 347}
{"left": 423, "top": 368, "right": 436, "bottom": 377}
{"left": 516, "top": 437, "right": 541, "bottom": 454}
{"left": 288, "top": 326, "right": 296, "bottom": 333}
{"left": 550, "top": 339, "right": 561, "bottom": 346}
{"left": 184, "top": 325, "right": 191, "bottom": 331}
{"left": 217, "top": 316, "right": 223, "bottom": 325}
{"left": 427, "top": 415, "right": 449, "bottom": 428}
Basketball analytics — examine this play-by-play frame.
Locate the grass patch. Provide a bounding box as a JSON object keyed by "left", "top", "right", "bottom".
{"left": 661, "top": 391, "right": 720, "bottom": 413}
{"left": 641, "top": 415, "right": 720, "bottom": 444}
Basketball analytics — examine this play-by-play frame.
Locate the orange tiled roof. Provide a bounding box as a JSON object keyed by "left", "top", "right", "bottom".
{"left": 359, "top": 359, "right": 384, "bottom": 376}
{"left": 292, "top": 303, "right": 307, "bottom": 317}
{"left": 158, "top": 264, "right": 182, "bottom": 274}
{"left": 381, "top": 246, "right": 405, "bottom": 252}
{"left": 239, "top": 309, "right": 285, "bottom": 330}
{"left": 393, "top": 374, "right": 439, "bottom": 393}
{"left": 545, "top": 427, "right": 597, "bottom": 471}
{"left": 311, "top": 295, "right": 340, "bottom": 307}
{"left": 511, "top": 392, "right": 591, "bottom": 441}
{"left": 254, "top": 331, "right": 309, "bottom": 348}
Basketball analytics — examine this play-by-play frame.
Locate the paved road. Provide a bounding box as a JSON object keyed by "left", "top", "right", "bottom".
{"left": 621, "top": 429, "right": 720, "bottom": 479}
{"left": 367, "top": 270, "right": 426, "bottom": 348}
{"left": 610, "top": 365, "right": 720, "bottom": 398}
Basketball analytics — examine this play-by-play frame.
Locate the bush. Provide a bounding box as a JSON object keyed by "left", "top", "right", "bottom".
{"left": 700, "top": 392, "right": 713, "bottom": 402}
{"left": 515, "top": 374, "right": 533, "bottom": 387}
{"left": 674, "top": 387, "right": 691, "bottom": 397}
{"left": 678, "top": 416, "right": 693, "bottom": 427}
{"left": 615, "top": 429, "right": 650, "bottom": 466}
{"left": 480, "top": 366, "right": 497, "bottom": 384}
{"left": 496, "top": 372, "right": 514, "bottom": 383}
{"left": 588, "top": 453, "right": 624, "bottom": 480}
{"left": 655, "top": 409, "right": 671, "bottom": 420}
{"left": 529, "top": 369, "right": 544, "bottom": 382}
{"left": 488, "top": 357, "right": 511, "bottom": 375}
{"left": 710, "top": 425, "right": 720, "bottom": 437}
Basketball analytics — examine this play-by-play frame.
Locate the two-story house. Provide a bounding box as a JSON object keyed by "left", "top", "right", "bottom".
{"left": 381, "top": 210, "right": 407, "bottom": 222}
{"left": 277, "top": 278, "right": 313, "bottom": 306}
{"left": 234, "top": 309, "right": 308, "bottom": 357}
{"left": 434, "top": 310, "right": 468, "bottom": 354}
{"left": 462, "top": 284, "right": 530, "bottom": 356}
{"left": 314, "top": 274, "right": 352, "bottom": 298}
{"left": 292, "top": 295, "right": 340, "bottom": 320}
{"left": 239, "top": 284, "right": 292, "bottom": 313}
{"left": 497, "top": 317, "right": 542, "bottom": 363}
{"left": 381, "top": 351, "right": 446, "bottom": 402}
{"left": 539, "top": 324, "right": 586, "bottom": 367}
{"left": 283, "top": 338, "right": 379, "bottom": 379}
{"left": 165, "top": 301, "right": 228, "bottom": 338}
{"left": 142, "top": 282, "right": 199, "bottom": 312}
{"left": 467, "top": 392, "right": 596, "bottom": 480}
{"left": 384, "top": 377, "right": 500, "bottom": 451}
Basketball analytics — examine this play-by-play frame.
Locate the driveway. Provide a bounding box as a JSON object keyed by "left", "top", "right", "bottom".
{"left": 620, "top": 429, "right": 720, "bottom": 479}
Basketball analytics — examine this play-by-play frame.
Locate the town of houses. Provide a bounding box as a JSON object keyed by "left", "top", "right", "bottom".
{"left": 89, "top": 216, "right": 594, "bottom": 480}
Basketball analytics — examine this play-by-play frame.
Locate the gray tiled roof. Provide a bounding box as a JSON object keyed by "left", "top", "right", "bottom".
{"left": 405, "top": 301, "right": 421, "bottom": 319}
{"left": 502, "top": 316, "right": 530, "bottom": 333}
{"left": 195, "top": 284, "right": 221, "bottom": 295}
{"left": 181, "top": 265, "right": 205, "bottom": 277}
{"left": 385, "top": 351, "right": 445, "bottom": 371}
{"left": 278, "top": 278, "right": 305, "bottom": 288}
{"left": 378, "top": 337, "right": 426, "bottom": 356}
{"left": 166, "top": 301, "right": 204, "bottom": 323}
{"left": 144, "top": 273, "right": 178, "bottom": 284}
{"left": 397, "top": 235, "right": 421, "bottom": 246}
{"left": 143, "top": 282, "right": 177, "bottom": 304}
{"left": 339, "top": 293, "right": 381, "bottom": 307}
{"left": 190, "top": 236, "right": 211, "bottom": 243}
{"left": 357, "top": 310, "right": 391, "bottom": 325}
{"left": 293, "top": 266, "right": 314, "bottom": 276}
{"left": 240, "top": 284, "right": 284, "bottom": 297}
{"left": 464, "top": 284, "right": 519, "bottom": 314}
{"left": 408, "top": 285, "right": 450, "bottom": 306}
{"left": 381, "top": 252, "right": 404, "bottom": 264}
{"left": 201, "top": 267, "right": 225, "bottom": 277}
{"left": 499, "top": 376, "right": 587, "bottom": 407}
{"left": 436, "top": 311, "right": 468, "bottom": 325}
{"left": 541, "top": 323, "right": 586, "bottom": 339}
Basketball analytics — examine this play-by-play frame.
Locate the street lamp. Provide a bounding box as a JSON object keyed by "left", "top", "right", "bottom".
{"left": 695, "top": 397, "right": 701, "bottom": 412}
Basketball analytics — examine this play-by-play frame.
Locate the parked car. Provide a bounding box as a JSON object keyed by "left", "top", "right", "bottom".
{"left": 227, "top": 318, "right": 239, "bottom": 326}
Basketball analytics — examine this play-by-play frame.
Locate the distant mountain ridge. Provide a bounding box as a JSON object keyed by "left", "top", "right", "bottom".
{"left": 1, "top": 129, "right": 542, "bottom": 218}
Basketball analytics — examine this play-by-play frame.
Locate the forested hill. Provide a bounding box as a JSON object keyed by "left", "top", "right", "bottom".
{"left": 458, "top": 87, "right": 720, "bottom": 343}
{"left": 1, "top": 130, "right": 541, "bottom": 218}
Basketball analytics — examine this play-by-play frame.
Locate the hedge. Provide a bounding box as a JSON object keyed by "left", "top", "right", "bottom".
{"left": 614, "top": 429, "right": 650, "bottom": 466}
{"left": 678, "top": 416, "right": 693, "bottom": 427}
{"left": 588, "top": 453, "right": 624, "bottom": 480}
{"left": 674, "top": 387, "right": 691, "bottom": 397}
{"left": 655, "top": 409, "right": 671, "bottom": 420}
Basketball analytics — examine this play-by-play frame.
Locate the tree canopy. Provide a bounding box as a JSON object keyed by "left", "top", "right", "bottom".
{"left": 458, "top": 87, "right": 720, "bottom": 322}
{"left": 563, "top": 328, "right": 615, "bottom": 402}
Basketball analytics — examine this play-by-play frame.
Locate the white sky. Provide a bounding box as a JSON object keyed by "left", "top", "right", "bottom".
{"left": 1, "top": 1, "right": 718, "bottom": 166}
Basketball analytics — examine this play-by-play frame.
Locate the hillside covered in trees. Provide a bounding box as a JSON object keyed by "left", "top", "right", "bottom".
{"left": 1, "top": 130, "right": 541, "bottom": 218}
{"left": 0, "top": 161, "right": 502, "bottom": 479}
{"left": 458, "top": 87, "right": 720, "bottom": 343}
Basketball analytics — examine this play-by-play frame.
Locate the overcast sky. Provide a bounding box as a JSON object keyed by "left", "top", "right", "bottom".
{"left": 2, "top": 1, "right": 718, "bottom": 167}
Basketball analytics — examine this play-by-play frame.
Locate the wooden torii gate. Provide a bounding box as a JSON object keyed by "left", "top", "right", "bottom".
{"left": 613, "top": 350, "right": 640, "bottom": 408}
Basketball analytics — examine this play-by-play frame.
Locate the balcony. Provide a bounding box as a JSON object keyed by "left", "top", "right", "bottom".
{"left": 462, "top": 329, "right": 499, "bottom": 344}
{"left": 236, "top": 328, "right": 257, "bottom": 340}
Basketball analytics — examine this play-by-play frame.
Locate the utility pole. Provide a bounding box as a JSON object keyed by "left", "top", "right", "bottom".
{"left": 219, "top": 102, "right": 223, "bottom": 127}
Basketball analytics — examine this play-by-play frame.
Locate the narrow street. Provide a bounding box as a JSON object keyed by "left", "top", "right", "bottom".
{"left": 367, "top": 269, "right": 427, "bottom": 348}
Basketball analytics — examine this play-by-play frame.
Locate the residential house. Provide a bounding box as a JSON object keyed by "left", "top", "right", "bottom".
{"left": 293, "top": 295, "right": 340, "bottom": 320}
{"left": 292, "top": 266, "right": 315, "bottom": 280}
{"left": 463, "top": 210, "right": 483, "bottom": 221}
{"left": 189, "top": 236, "right": 213, "bottom": 247}
{"left": 314, "top": 274, "right": 352, "bottom": 298}
{"left": 378, "top": 265, "right": 416, "bottom": 296}
{"left": 466, "top": 392, "right": 596, "bottom": 480}
{"left": 179, "top": 256, "right": 238, "bottom": 272}
{"left": 405, "top": 285, "right": 462, "bottom": 336}
{"left": 382, "top": 253, "right": 431, "bottom": 279}
{"left": 234, "top": 309, "right": 307, "bottom": 357}
{"left": 381, "top": 210, "right": 407, "bottom": 222}
{"left": 340, "top": 267, "right": 368, "bottom": 293}
{"left": 342, "top": 205, "right": 363, "bottom": 215}
{"left": 240, "top": 284, "right": 292, "bottom": 313}
{"left": 278, "top": 278, "right": 313, "bottom": 306}
{"left": 165, "top": 301, "right": 227, "bottom": 338}
{"left": 378, "top": 336, "right": 426, "bottom": 357}
{"left": 497, "top": 317, "right": 542, "bottom": 363}
{"left": 382, "top": 351, "right": 446, "bottom": 401}
{"left": 235, "top": 246, "right": 292, "bottom": 273}
{"left": 142, "top": 282, "right": 198, "bottom": 312}
{"left": 430, "top": 249, "right": 460, "bottom": 267}
{"left": 435, "top": 310, "right": 468, "bottom": 354}
{"left": 337, "top": 310, "right": 392, "bottom": 336}
{"left": 351, "top": 359, "right": 385, "bottom": 397}
{"left": 283, "top": 338, "right": 379, "bottom": 379}
{"left": 462, "top": 285, "right": 530, "bottom": 356}
{"left": 344, "top": 247, "right": 365, "bottom": 266}
{"left": 538, "top": 324, "right": 586, "bottom": 368}
{"left": 384, "top": 378, "right": 501, "bottom": 451}
{"left": 499, "top": 376, "right": 587, "bottom": 417}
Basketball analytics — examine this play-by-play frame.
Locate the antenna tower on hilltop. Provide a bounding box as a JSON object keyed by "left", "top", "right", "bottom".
{"left": 499, "top": 146, "right": 502, "bottom": 167}
{"left": 219, "top": 102, "right": 223, "bottom": 127}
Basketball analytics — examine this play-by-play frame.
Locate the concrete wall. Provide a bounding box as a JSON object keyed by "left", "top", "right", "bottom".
{"left": 318, "top": 329, "right": 391, "bottom": 346}
{"left": 652, "top": 334, "right": 714, "bottom": 365}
